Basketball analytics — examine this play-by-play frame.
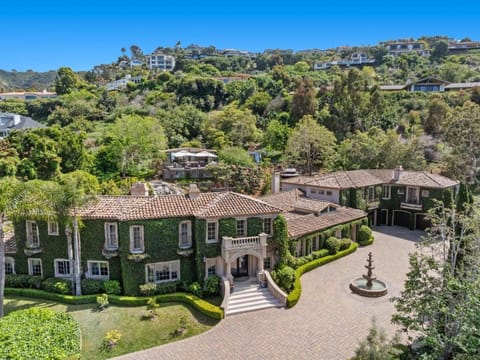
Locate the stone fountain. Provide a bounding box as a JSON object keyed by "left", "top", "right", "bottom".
{"left": 349, "top": 252, "right": 388, "bottom": 297}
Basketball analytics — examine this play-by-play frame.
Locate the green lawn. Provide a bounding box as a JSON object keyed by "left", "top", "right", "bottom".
{"left": 5, "top": 297, "right": 219, "bottom": 359}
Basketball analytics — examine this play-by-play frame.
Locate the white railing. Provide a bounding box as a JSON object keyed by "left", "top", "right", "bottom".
{"left": 400, "top": 202, "right": 422, "bottom": 211}
{"left": 230, "top": 236, "right": 260, "bottom": 248}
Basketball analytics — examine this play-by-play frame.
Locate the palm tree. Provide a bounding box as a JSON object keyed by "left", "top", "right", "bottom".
{"left": 57, "top": 171, "right": 99, "bottom": 296}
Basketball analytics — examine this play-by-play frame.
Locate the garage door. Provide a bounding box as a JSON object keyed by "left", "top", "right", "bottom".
{"left": 393, "top": 211, "right": 410, "bottom": 228}
{"left": 415, "top": 214, "right": 431, "bottom": 230}
{"left": 378, "top": 210, "right": 388, "bottom": 225}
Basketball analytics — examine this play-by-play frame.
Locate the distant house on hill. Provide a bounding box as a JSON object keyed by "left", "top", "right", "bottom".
{"left": 381, "top": 40, "right": 430, "bottom": 57}
{"left": 314, "top": 52, "right": 375, "bottom": 70}
{"left": 0, "top": 90, "right": 57, "bottom": 101}
{"left": 145, "top": 53, "right": 175, "bottom": 71}
{"left": 380, "top": 77, "right": 480, "bottom": 92}
{"left": 0, "top": 112, "right": 45, "bottom": 138}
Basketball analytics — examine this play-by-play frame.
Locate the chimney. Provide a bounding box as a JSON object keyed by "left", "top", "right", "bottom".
{"left": 130, "top": 182, "right": 149, "bottom": 196}
{"left": 271, "top": 172, "right": 281, "bottom": 194}
{"left": 188, "top": 183, "right": 201, "bottom": 200}
{"left": 392, "top": 165, "right": 403, "bottom": 181}
{"left": 13, "top": 114, "right": 21, "bottom": 126}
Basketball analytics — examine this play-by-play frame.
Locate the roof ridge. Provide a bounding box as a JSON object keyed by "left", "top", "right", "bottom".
{"left": 421, "top": 171, "right": 442, "bottom": 187}
{"left": 194, "top": 192, "right": 228, "bottom": 217}
{"left": 342, "top": 170, "right": 357, "bottom": 188}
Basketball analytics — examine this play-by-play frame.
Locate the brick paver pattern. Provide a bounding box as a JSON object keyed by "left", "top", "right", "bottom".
{"left": 115, "top": 226, "right": 422, "bottom": 360}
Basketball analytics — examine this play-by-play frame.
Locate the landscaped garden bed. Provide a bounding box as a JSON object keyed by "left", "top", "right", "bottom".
{"left": 4, "top": 296, "right": 219, "bottom": 359}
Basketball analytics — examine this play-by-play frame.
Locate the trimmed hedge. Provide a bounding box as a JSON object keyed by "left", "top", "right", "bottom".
{"left": 286, "top": 242, "right": 359, "bottom": 308}
{"left": 359, "top": 237, "right": 374, "bottom": 246}
{"left": 5, "top": 288, "right": 224, "bottom": 320}
{"left": 0, "top": 307, "right": 80, "bottom": 360}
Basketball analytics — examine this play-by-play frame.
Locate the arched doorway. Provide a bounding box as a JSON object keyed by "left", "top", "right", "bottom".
{"left": 231, "top": 255, "right": 249, "bottom": 277}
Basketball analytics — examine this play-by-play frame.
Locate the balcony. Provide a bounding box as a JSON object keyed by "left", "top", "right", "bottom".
{"left": 366, "top": 200, "right": 380, "bottom": 210}
{"left": 222, "top": 234, "right": 268, "bottom": 263}
{"left": 400, "top": 202, "right": 423, "bottom": 211}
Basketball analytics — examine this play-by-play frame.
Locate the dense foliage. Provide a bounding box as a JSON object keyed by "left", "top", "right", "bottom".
{"left": 0, "top": 307, "right": 81, "bottom": 359}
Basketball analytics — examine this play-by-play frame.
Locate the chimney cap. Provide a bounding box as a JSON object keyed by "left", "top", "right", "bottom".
{"left": 188, "top": 183, "right": 201, "bottom": 199}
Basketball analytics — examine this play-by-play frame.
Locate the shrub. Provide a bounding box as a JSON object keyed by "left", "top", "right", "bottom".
{"left": 5, "top": 288, "right": 97, "bottom": 304}
{"left": 156, "top": 293, "right": 224, "bottom": 320}
{"left": 188, "top": 282, "right": 203, "bottom": 298}
{"left": 96, "top": 294, "right": 109, "bottom": 310}
{"left": 272, "top": 266, "right": 296, "bottom": 293}
{"left": 81, "top": 279, "right": 104, "bottom": 295}
{"left": 325, "top": 236, "right": 341, "bottom": 255}
{"left": 358, "top": 225, "right": 373, "bottom": 243}
{"left": 139, "top": 283, "right": 157, "bottom": 296}
{"left": 139, "top": 282, "right": 178, "bottom": 296}
{"left": 311, "top": 249, "right": 329, "bottom": 259}
{"left": 103, "top": 280, "right": 121, "bottom": 295}
{"left": 103, "top": 329, "right": 122, "bottom": 351}
{"left": 0, "top": 308, "right": 80, "bottom": 359}
{"left": 5, "top": 274, "right": 42, "bottom": 289}
{"left": 340, "top": 238, "right": 352, "bottom": 251}
{"left": 144, "top": 297, "right": 160, "bottom": 320}
{"left": 42, "top": 277, "right": 72, "bottom": 294}
{"left": 203, "top": 275, "right": 221, "bottom": 297}
{"left": 359, "top": 237, "right": 374, "bottom": 246}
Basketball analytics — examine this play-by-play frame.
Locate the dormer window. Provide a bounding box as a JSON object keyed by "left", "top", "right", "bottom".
{"left": 26, "top": 220, "right": 40, "bottom": 248}
{"left": 104, "top": 222, "right": 118, "bottom": 250}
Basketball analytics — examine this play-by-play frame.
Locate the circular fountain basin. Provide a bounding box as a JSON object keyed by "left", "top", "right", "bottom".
{"left": 349, "top": 278, "right": 388, "bottom": 297}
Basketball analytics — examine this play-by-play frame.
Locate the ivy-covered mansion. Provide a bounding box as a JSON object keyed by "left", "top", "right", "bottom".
{"left": 281, "top": 166, "right": 459, "bottom": 230}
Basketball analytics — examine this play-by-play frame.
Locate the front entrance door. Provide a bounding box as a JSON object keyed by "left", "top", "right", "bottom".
{"left": 231, "top": 255, "right": 249, "bottom": 277}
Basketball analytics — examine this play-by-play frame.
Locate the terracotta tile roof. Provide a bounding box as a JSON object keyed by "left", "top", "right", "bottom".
{"left": 286, "top": 207, "right": 367, "bottom": 238}
{"left": 261, "top": 190, "right": 333, "bottom": 213}
{"left": 3, "top": 228, "right": 16, "bottom": 254}
{"left": 78, "top": 192, "right": 282, "bottom": 221}
{"left": 282, "top": 169, "right": 458, "bottom": 190}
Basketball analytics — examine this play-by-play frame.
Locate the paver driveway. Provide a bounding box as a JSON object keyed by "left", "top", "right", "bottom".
{"left": 115, "top": 226, "right": 423, "bottom": 360}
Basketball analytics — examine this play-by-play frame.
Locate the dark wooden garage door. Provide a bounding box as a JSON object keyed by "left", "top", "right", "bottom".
{"left": 394, "top": 211, "right": 410, "bottom": 228}
{"left": 378, "top": 210, "right": 388, "bottom": 225}
{"left": 415, "top": 214, "right": 431, "bottom": 230}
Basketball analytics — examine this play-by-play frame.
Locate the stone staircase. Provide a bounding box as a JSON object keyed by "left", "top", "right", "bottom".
{"left": 225, "top": 281, "right": 282, "bottom": 316}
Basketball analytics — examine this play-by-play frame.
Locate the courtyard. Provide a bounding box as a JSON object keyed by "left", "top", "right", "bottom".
{"left": 115, "top": 226, "right": 423, "bottom": 360}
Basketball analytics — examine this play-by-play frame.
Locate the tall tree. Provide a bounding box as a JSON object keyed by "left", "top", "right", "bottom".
{"left": 290, "top": 77, "right": 317, "bottom": 123}
{"left": 109, "top": 114, "right": 167, "bottom": 177}
{"left": 54, "top": 67, "right": 85, "bottom": 95}
{"left": 283, "top": 115, "right": 337, "bottom": 175}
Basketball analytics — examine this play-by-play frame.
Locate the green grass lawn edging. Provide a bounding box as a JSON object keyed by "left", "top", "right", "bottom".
{"left": 286, "top": 242, "right": 359, "bottom": 308}
{"left": 5, "top": 288, "right": 224, "bottom": 320}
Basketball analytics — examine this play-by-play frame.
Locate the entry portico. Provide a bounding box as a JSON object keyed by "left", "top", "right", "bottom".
{"left": 222, "top": 233, "right": 268, "bottom": 285}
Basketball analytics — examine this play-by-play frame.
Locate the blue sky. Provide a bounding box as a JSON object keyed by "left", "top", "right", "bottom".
{"left": 2, "top": 0, "right": 479, "bottom": 72}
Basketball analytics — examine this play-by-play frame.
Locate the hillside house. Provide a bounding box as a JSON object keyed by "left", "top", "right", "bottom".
{"left": 0, "top": 112, "right": 45, "bottom": 138}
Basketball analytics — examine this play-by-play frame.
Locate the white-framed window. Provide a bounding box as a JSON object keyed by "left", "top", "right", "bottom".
{"left": 264, "top": 257, "right": 271, "bottom": 269}
{"left": 207, "top": 265, "right": 216, "bottom": 277}
{"left": 28, "top": 258, "right": 42, "bottom": 277}
{"left": 310, "top": 188, "right": 317, "bottom": 194}
{"left": 312, "top": 236, "right": 318, "bottom": 251}
{"left": 104, "top": 222, "right": 118, "bottom": 250}
{"left": 406, "top": 187, "right": 420, "bottom": 204}
{"left": 326, "top": 190, "right": 332, "bottom": 196}
{"left": 26, "top": 220, "right": 40, "bottom": 248}
{"left": 319, "top": 190, "right": 325, "bottom": 195}
{"left": 5, "top": 257, "right": 15, "bottom": 275}
{"left": 129, "top": 225, "right": 144, "bottom": 253}
{"left": 146, "top": 260, "right": 180, "bottom": 284}
{"left": 87, "top": 260, "right": 109, "bottom": 279}
{"left": 236, "top": 219, "right": 247, "bottom": 237}
{"left": 178, "top": 221, "right": 192, "bottom": 249}
{"left": 48, "top": 221, "right": 59, "bottom": 236}
{"left": 54, "top": 259, "right": 72, "bottom": 277}
{"left": 263, "top": 218, "right": 273, "bottom": 235}
{"left": 397, "top": 187, "right": 405, "bottom": 195}
{"left": 421, "top": 189, "right": 429, "bottom": 198}
{"left": 366, "top": 186, "right": 375, "bottom": 202}
{"left": 382, "top": 185, "right": 391, "bottom": 199}
{"left": 206, "top": 220, "right": 218, "bottom": 243}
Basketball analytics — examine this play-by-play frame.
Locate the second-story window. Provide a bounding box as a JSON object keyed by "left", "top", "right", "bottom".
{"left": 206, "top": 221, "right": 218, "bottom": 243}
{"left": 26, "top": 220, "right": 40, "bottom": 248}
{"left": 236, "top": 219, "right": 246, "bottom": 237}
{"left": 104, "top": 222, "right": 118, "bottom": 250}
{"left": 48, "top": 221, "right": 59, "bottom": 236}
{"left": 382, "top": 185, "right": 391, "bottom": 199}
{"left": 406, "top": 187, "right": 420, "bottom": 204}
{"left": 129, "top": 225, "right": 144, "bottom": 253}
{"left": 263, "top": 218, "right": 272, "bottom": 235}
{"left": 178, "top": 221, "right": 192, "bottom": 248}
